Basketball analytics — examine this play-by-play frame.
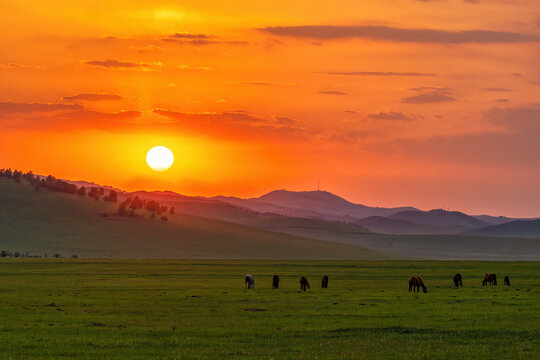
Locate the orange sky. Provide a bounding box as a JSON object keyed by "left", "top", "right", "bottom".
{"left": 1, "top": 0, "right": 539, "bottom": 217}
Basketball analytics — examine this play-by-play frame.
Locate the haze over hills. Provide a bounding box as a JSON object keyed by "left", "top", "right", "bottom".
{"left": 214, "top": 190, "right": 418, "bottom": 221}
{"left": 1, "top": 172, "right": 540, "bottom": 260}
{"left": 59, "top": 178, "right": 539, "bottom": 238}
{"left": 467, "top": 219, "right": 540, "bottom": 239}
{"left": 0, "top": 178, "right": 386, "bottom": 260}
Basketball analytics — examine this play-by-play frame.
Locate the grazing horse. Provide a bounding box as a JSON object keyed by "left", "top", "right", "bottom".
{"left": 453, "top": 273, "right": 463, "bottom": 287}
{"left": 321, "top": 275, "right": 329, "bottom": 288}
{"left": 300, "top": 276, "right": 310, "bottom": 292}
{"left": 482, "top": 273, "right": 497, "bottom": 286}
{"left": 244, "top": 274, "right": 255, "bottom": 289}
{"left": 408, "top": 276, "right": 427, "bottom": 293}
{"left": 504, "top": 276, "right": 511, "bottom": 286}
{"left": 272, "top": 274, "right": 280, "bottom": 289}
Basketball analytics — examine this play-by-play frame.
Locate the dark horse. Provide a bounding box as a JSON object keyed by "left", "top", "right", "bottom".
{"left": 504, "top": 276, "right": 511, "bottom": 286}
{"left": 453, "top": 273, "right": 463, "bottom": 287}
{"left": 321, "top": 275, "right": 329, "bottom": 288}
{"left": 300, "top": 276, "right": 310, "bottom": 292}
{"left": 408, "top": 276, "right": 427, "bottom": 293}
{"left": 272, "top": 274, "right": 280, "bottom": 289}
{"left": 244, "top": 274, "right": 255, "bottom": 289}
{"left": 482, "top": 273, "right": 497, "bottom": 286}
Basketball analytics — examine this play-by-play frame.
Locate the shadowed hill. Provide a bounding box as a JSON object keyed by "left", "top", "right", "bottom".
{"left": 352, "top": 216, "right": 466, "bottom": 235}
{"left": 214, "top": 189, "right": 417, "bottom": 221}
{"left": 388, "top": 209, "right": 487, "bottom": 229}
{"left": 467, "top": 219, "right": 540, "bottom": 238}
{"left": 0, "top": 178, "right": 390, "bottom": 259}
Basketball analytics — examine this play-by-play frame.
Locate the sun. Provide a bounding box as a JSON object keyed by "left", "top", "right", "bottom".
{"left": 146, "top": 146, "right": 174, "bottom": 172}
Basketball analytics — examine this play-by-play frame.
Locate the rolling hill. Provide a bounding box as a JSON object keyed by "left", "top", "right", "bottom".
{"left": 388, "top": 209, "right": 488, "bottom": 229}
{"left": 214, "top": 189, "right": 418, "bottom": 221}
{"left": 352, "top": 216, "right": 466, "bottom": 235}
{"left": 467, "top": 219, "right": 540, "bottom": 238}
{"left": 0, "top": 178, "right": 389, "bottom": 260}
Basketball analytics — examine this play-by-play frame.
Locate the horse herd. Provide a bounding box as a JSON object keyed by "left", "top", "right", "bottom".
{"left": 244, "top": 273, "right": 511, "bottom": 292}
{"left": 244, "top": 274, "right": 327, "bottom": 291}
{"left": 408, "top": 273, "right": 511, "bottom": 293}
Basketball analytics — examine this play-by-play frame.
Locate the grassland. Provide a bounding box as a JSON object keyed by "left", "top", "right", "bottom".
{"left": 0, "top": 259, "right": 538, "bottom": 359}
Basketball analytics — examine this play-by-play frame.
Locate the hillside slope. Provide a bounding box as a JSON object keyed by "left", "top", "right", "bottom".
{"left": 467, "top": 219, "right": 540, "bottom": 238}
{"left": 214, "top": 190, "right": 417, "bottom": 221}
{"left": 0, "top": 178, "right": 390, "bottom": 259}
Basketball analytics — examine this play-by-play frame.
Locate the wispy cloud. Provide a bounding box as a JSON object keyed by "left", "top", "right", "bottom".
{"left": 368, "top": 111, "right": 412, "bottom": 120}
{"left": 319, "top": 90, "right": 348, "bottom": 95}
{"left": 0, "top": 101, "right": 83, "bottom": 114}
{"left": 481, "top": 87, "right": 514, "bottom": 92}
{"left": 401, "top": 92, "right": 456, "bottom": 104}
{"left": 83, "top": 59, "right": 162, "bottom": 70}
{"left": 319, "top": 71, "right": 435, "bottom": 77}
{"left": 261, "top": 25, "right": 540, "bottom": 43}
{"left": 62, "top": 93, "right": 123, "bottom": 101}
{"left": 152, "top": 109, "right": 304, "bottom": 141}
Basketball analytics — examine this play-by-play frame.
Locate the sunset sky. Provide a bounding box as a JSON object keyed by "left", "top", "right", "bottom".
{"left": 1, "top": 0, "right": 539, "bottom": 217}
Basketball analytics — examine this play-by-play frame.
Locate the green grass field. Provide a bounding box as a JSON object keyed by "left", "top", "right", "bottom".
{"left": 0, "top": 259, "right": 538, "bottom": 359}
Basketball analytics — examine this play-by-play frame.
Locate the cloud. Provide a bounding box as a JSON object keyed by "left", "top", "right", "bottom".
{"left": 62, "top": 93, "right": 123, "bottom": 101}
{"left": 0, "top": 101, "right": 83, "bottom": 114}
{"left": 83, "top": 59, "right": 162, "bottom": 70}
{"left": 530, "top": 76, "right": 540, "bottom": 85}
{"left": 320, "top": 71, "right": 435, "bottom": 77}
{"left": 0, "top": 63, "right": 44, "bottom": 70}
{"left": 152, "top": 109, "right": 304, "bottom": 141}
{"left": 319, "top": 90, "right": 348, "bottom": 95}
{"left": 162, "top": 34, "right": 248, "bottom": 46}
{"left": 401, "top": 93, "right": 456, "bottom": 104}
{"left": 495, "top": 98, "right": 510, "bottom": 103}
{"left": 260, "top": 25, "right": 540, "bottom": 43}
{"left": 481, "top": 87, "right": 514, "bottom": 92}
{"left": 368, "top": 111, "right": 412, "bottom": 120}
{"left": 344, "top": 110, "right": 357, "bottom": 114}
{"left": 409, "top": 86, "right": 450, "bottom": 91}
{"left": 274, "top": 115, "right": 296, "bottom": 124}
{"left": 168, "top": 33, "right": 213, "bottom": 39}
{"left": 53, "top": 110, "right": 142, "bottom": 122}
{"left": 486, "top": 105, "right": 540, "bottom": 131}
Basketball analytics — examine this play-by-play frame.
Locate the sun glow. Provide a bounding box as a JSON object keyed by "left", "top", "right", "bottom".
{"left": 146, "top": 146, "right": 174, "bottom": 172}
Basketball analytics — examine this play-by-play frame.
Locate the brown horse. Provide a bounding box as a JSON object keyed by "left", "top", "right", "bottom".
{"left": 453, "top": 273, "right": 463, "bottom": 287}
{"left": 408, "top": 276, "right": 427, "bottom": 293}
{"left": 504, "top": 276, "right": 511, "bottom": 286}
{"left": 300, "top": 276, "right": 310, "bottom": 292}
{"left": 482, "top": 273, "right": 497, "bottom": 286}
{"left": 272, "top": 274, "right": 280, "bottom": 289}
{"left": 321, "top": 275, "right": 329, "bottom": 288}
{"left": 244, "top": 274, "right": 255, "bottom": 289}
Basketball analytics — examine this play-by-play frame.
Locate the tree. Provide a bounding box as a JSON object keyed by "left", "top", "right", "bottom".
{"left": 169, "top": 206, "right": 175, "bottom": 215}
{"left": 77, "top": 186, "right": 86, "bottom": 196}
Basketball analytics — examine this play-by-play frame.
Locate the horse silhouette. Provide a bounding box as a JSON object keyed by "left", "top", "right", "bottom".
{"left": 482, "top": 273, "right": 497, "bottom": 286}
{"left": 321, "top": 275, "right": 329, "bottom": 288}
{"left": 244, "top": 274, "right": 255, "bottom": 289}
{"left": 453, "top": 273, "right": 463, "bottom": 287}
{"left": 272, "top": 274, "right": 280, "bottom": 289}
{"left": 300, "top": 276, "right": 310, "bottom": 292}
{"left": 408, "top": 276, "right": 427, "bottom": 293}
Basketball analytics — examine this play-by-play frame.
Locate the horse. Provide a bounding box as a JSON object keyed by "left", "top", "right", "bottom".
{"left": 244, "top": 274, "right": 255, "bottom": 289}
{"left": 272, "top": 274, "right": 280, "bottom": 289}
{"left": 482, "top": 273, "right": 497, "bottom": 286}
{"left": 300, "top": 276, "right": 310, "bottom": 292}
{"left": 453, "top": 273, "right": 463, "bottom": 287}
{"left": 408, "top": 276, "right": 427, "bottom": 293}
{"left": 504, "top": 276, "right": 511, "bottom": 286}
{"left": 321, "top": 275, "right": 329, "bottom": 288}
